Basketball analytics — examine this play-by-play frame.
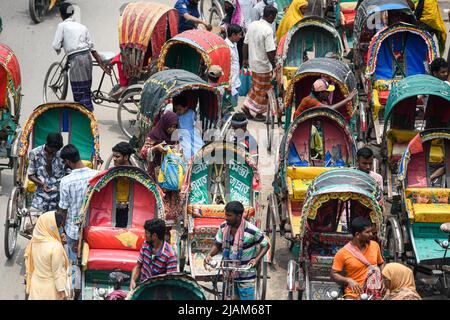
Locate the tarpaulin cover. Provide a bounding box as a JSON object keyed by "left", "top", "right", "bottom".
{"left": 158, "top": 29, "right": 231, "bottom": 85}
{"left": 0, "top": 43, "right": 21, "bottom": 109}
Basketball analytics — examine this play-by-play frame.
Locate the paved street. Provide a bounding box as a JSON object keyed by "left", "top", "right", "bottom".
{"left": 0, "top": 0, "right": 449, "bottom": 300}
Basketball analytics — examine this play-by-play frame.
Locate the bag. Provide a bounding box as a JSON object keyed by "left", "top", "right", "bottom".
{"left": 238, "top": 68, "right": 252, "bottom": 96}
{"left": 157, "top": 148, "right": 186, "bottom": 191}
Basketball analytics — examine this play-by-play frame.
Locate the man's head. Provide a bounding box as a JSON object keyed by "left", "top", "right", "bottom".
{"left": 59, "top": 2, "right": 75, "bottom": 20}
{"left": 173, "top": 94, "right": 189, "bottom": 115}
{"left": 430, "top": 58, "right": 449, "bottom": 81}
{"left": 112, "top": 142, "right": 134, "bottom": 167}
{"left": 144, "top": 218, "right": 166, "bottom": 245}
{"left": 350, "top": 217, "right": 373, "bottom": 244}
{"left": 224, "top": 201, "right": 244, "bottom": 227}
{"left": 227, "top": 24, "right": 243, "bottom": 43}
{"left": 312, "top": 78, "right": 335, "bottom": 102}
{"left": 230, "top": 112, "right": 248, "bottom": 131}
{"left": 263, "top": 5, "right": 278, "bottom": 24}
{"left": 357, "top": 147, "right": 374, "bottom": 174}
{"left": 45, "top": 132, "right": 64, "bottom": 156}
{"left": 207, "top": 65, "right": 223, "bottom": 83}
{"left": 60, "top": 144, "right": 81, "bottom": 169}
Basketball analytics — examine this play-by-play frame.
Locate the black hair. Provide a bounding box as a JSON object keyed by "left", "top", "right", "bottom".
{"left": 227, "top": 24, "right": 243, "bottom": 38}
{"left": 263, "top": 5, "right": 278, "bottom": 18}
{"left": 112, "top": 142, "right": 134, "bottom": 157}
{"left": 430, "top": 58, "right": 448, "bottom": 73}
{"left": 60, "top": 144, "right": 81, "bottom": 163}
{"left": 59, "top": 2, "right": 75, "bottom": 20}
{"left": 225, "top": 201, "right": 245, "bottom": 216}
{"left": 350, "top": 217, "right": 372, "bottom": 236}
{"left": 232, "top": 112, "right": 247, "bottom": 123}
{"left": 357, "top": 147, "right": 374, "bottom": 159}
{"left": 144, "top": 218, "right": 166, "bottom": 241}
{"left": 46, "top": 132, "right": 63, "bottom": 150}
{"left": 173, "top": 94, "right": 188, "bottom": 107}
{"left": 208, "top": 74, "right": 220, "bottom": 83}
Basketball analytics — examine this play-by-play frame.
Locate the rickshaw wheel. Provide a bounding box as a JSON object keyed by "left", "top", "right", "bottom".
{"left": 117, "top": 90, "right": 141, "bottom": 140}
{"left": 43, "top": 62, "right": 68, "bottom": 103}
{"left": 265, "top": 195, "right": 277, "bottom": 264}
{"left": 29, "top": 0, "right": 49, "bottom": 24}
{"left": 266, "top": 90, "right": 277, "bottom": 153}
{"left": 4, "top": 187, "right": 22, "bottom": 259}
{"left": 386, "top": 224, "right": 400, "bottom": 263}
{"left": 255, "top": 261, "right": 268, "bottom": 300}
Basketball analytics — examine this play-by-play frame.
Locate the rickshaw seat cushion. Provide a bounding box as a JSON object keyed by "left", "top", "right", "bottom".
{"left": 83, "top": 226, "right": 145, "bottom": 251}
{"left": 187, "top": 204, "right": 255, "bottom": 219}
{"left": 287, "top": 166, "right": 333, "bottom": 180}
{"left": 87, "top": 248, "right": 139, "bottom": 272}
{"left": 287, "top": 177, "right": 311, "bottom": 201}
{"left": 410, "top": 204, "right": 450, "bottom": 223}
{"left": 387, "top": 129, "right": 419, "bottom": 161}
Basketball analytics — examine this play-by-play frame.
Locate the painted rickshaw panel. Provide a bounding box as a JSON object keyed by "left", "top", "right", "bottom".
{"left": 284, "top": 57, "right": 357, "bottom": 121}
{"left": 158, "top": 30, "right": 231, "bottom": 85}
{"left": 118, "top": 2, "right": 179, "bottom": 79}
{"left": 397, "top": 129, "right": 450, "bottom": 264}
{"left": 0, "top": 44, "right": 21, "bottom": 113}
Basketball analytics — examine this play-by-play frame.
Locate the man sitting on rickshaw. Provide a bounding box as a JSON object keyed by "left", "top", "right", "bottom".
{"left": 204, "top": 201, "right": 269, "bottom": 300}
{"left": 293, "top": 79, "right": 358, "bottom": 119}
{"left": 130, "top": 219, "right": 178, "bottom": 290}
{"left": 27, "top": 133, "right": 66, "bottom": 213}
{"left": 331, "top": 217, "right": 385, "bottom": 299}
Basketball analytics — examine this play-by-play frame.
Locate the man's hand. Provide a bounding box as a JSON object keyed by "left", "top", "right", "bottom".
{"left": 130, "top": 279, "right": 137, "bottom": 291}
{"left": 153, "top": 142, "right": 168, "bottom": 153}
{"left": 43, "top": 184, "right": 52, "bottom": 193}
{"left": 203, "top": 255, "right": 212, "bottom": 270}
{"left": 57, "top": 291, "right": 66, "bottom": 300}
{"left": 247, "top": 258, "right": 259, "bottom": 268}
{"left": 100, "top": 63, "right": 111, "bottom": 76}
{"left": 346, "top": 278, "right": 363, "bottom": 294}
{"left": 205, "top": 23, "right": 213, "bottom": 32}
{"left": 347, "top": 88, "right": 358, "bottom": 99}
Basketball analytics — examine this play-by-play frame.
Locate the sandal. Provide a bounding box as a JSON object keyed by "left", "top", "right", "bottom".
{"left": 253, "top": 114, "right": 266, "bottom": 122}
{"left": 241, "top": 107, "right": 254, "bottom": 120}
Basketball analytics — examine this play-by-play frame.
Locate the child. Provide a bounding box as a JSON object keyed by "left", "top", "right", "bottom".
{"left": 173, "top": 94, "right": 204, "bottom": 161}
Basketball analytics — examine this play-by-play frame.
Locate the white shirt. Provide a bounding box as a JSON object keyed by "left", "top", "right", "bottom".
{"left": 225, "top": 38, "right": 241, "bottom": 96}
{"left": 52, "top": 18, "right": 94, "bottom": 56}
{"left": 244, "top": 19, "right": 276, "bottom": 74}
{"left": 240, "top": 0, "right": 258, "bottom": 30}
{"left": 251, "top": 1, "right": 278, "bottom": 37}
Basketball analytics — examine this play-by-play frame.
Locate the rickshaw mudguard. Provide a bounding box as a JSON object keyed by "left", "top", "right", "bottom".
{"left": 410, "top": 223, "right": 450, "bottom": 264}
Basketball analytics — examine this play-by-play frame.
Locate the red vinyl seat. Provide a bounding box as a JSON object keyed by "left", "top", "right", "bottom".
{"left": 378, "top": 90, "right": 390, "bottom": 105}
{"left": 87, "top": 248, "right": 139, "bottom": 272}
{"left": 343, "top": 11, "right": 356, "bottom": 28}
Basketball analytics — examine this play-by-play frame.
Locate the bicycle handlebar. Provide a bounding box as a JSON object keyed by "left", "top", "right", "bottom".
{"left": 207, "top": 260, "right": 252, "bottom": 272}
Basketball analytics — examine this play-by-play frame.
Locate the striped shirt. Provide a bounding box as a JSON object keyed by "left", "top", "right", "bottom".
{"left": 294, "top": 93, "right": 322, "bottom": 119}
{"left": 215, "top": 221, "right": 268, "bottom": 281}
{"left": 137, "top": 241, "right": 178, "bottom": 282}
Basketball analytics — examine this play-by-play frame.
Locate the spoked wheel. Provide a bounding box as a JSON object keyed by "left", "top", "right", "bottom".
{"left": 199, "top": 0, "right": 224, "bottom": 26}
{"left": 385, "top": 224, "right": 400, "bottom": 263}
{"left": 209, "top": 163, "right": 227, "bottom": 204}
{"left": 4, "top": 187, "right": 23, "bottom": 259}
{"left": 266, "top": 90, "right": 276, "bottom": 153}
{"left": 255, "top": 261, "right": 268, "bottom": 300}
{"left": 265, "top": 194, "right": 277, "bottom": 264}
{"left": 43, "top": 62, "right": 68, "bottom": 103}
{"left": 29, "top": 0, "right": 50, "bottom": 24}
{"left": 117, "top": 90, "right": 141, "bottom": 139}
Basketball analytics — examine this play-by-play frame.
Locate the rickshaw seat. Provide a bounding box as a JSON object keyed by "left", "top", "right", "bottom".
{"left": 287, "top": 166, "right": 333, "bottom": 200}
{"left": 340, "top": 1, "right": 357, "bottom": 28}
{"left": 83, "top": 226, "right": 145, "bottom": 250}
{"left": 405, "top": 188, "right": 450, "bottom": 222}
{"left": 87, "top": 248, "right": 139, "bottom": 272}
{"left": 387, "top": 129, "right": 419, "bottom": 161}
{"left": 187, "top": 204, "right": 255, "bottom": 219}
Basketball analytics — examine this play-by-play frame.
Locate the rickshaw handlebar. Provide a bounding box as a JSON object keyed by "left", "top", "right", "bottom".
{"left": 207, "top": 260, "right": 252, "bottom": 271}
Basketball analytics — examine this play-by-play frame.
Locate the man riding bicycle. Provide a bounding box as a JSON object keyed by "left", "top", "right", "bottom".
{"left": 204, "top": 201, "right": 269, "bottom": 300}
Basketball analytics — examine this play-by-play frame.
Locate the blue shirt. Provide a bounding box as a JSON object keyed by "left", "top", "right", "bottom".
{"left": 175, "top": 0, "right": 200, "bottom": 32}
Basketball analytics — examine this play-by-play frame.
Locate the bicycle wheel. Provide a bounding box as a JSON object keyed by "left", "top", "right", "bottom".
{"left": 4, "top": 187, "right": 23, "bottom": 259}
{"left": 266, "top": 90, "right": 276, "bottom": 153}
{"left": 29, "top": 0, "right": 49, "bottom": 24}
{"left": 255, "top": 261, "right": 268, "bottom": 300}
{"left": 43, "top": 62, "right": 68, "bottom": 103}
{"left": 117, "top": 90, "right": 141, "bottom": 139}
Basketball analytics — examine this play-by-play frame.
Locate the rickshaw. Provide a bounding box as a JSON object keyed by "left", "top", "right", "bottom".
{"left": 267, "top": 107, "right": 357, "bottom": 264}
{"left": 43, "top": 2, "right": 179, "bottom": 139}
{"left": 353, "top": 0, "right": 415, "bottom": 74}
{"left": 362, "top": 24, "right": 437, "bottom": 143}
{"left": 380, "top": 75, "right": 450, "bottom": 198}
{"left": 135, "top": 69, "right": 222, "bottom": 147}
{"left": 179, "top": 141, "right": 268, "bottom": 299}
{"left": 286, "top": 168, "right": 385, "bottom": 300}
{"left": 127, "top": 273, "right": 206, "bottom": 300}
{"left": 157, "top": 29, "right": 231, "bottom": 85}
{"left": 386, "top": 129, "right": 450, "bottom": 297}
{"left": 0, "top": 44, "right": 21, "bottom": 190}
{"left": 282, "top": 58, "right": 361, "bottom": 141}
{"left": 276, "top": 17, "right": 344, "bottom": 101}
{"left": 77, "top": 166, "right": 165, "bottom": 300}
{"left": 4, "top": 102, "right": 100, "bottom": 259}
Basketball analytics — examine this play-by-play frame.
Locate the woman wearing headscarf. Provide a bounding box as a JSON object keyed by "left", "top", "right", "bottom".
{"left": 276, "top": 0, "right": 309, "bottom": 44}
{"left": 24, "top": 211, "right": 71, "bottom": 300}
{"left": 382, "top": 263, "right": 422, "bottom": 300}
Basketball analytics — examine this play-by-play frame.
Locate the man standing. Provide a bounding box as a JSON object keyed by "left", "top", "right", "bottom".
{"left": 112, "top": 142, "right": 134, "bottom": 167}
{"left": 225, "top": 24, "right": 244, "bottom": 117}
{"left": 52, "top": 2, "right": 108, "bottom": 111}
{"left": 204, "top": 201, "right": 269, "bottom": 300}
{"left": 356, "top": 147, "right": 383, "bottom": 189}
{"left": 58, "top": 144, "right": 98, "bottom": 263}
{"left": 27, "top": 133, "right": 65, "bottom": 213}
{"left": 130, "top": 219, "right": 178, "bottom": 290}
{"left": 175, "top": 0, "right": 212, "bottom": 32}
{"left": 242, "top": 5, "right": 278, "bottom": 122}
{"left": 331, "top": 217, "right": 385, "bottom": 299}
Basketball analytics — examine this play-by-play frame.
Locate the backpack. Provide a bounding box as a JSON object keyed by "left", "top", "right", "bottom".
{"left": 157, "top": 148, "right": 186, "bottom": 191}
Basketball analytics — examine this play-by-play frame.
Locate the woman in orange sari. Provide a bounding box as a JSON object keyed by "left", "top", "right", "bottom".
{"left": 276, "top": 0, "right": 309, "bottom": 43}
